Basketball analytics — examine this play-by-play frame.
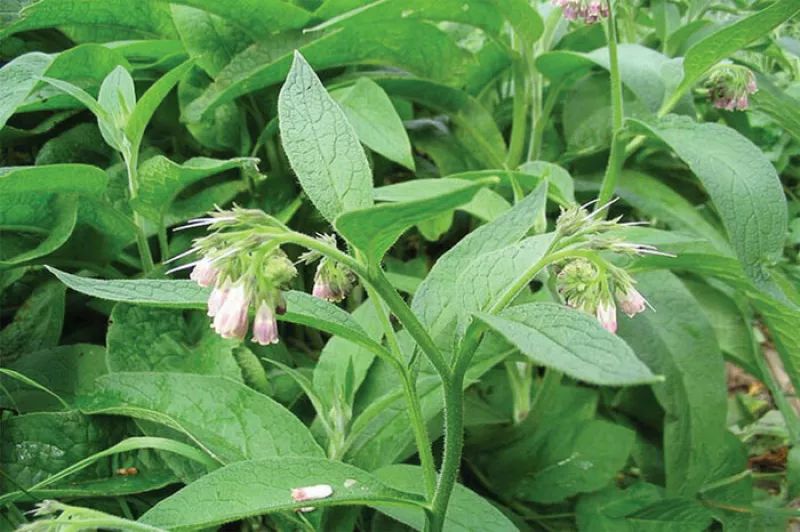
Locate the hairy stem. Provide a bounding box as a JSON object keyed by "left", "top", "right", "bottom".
{"left": 364, "top": 284, "right": 438, "bottom": 500}
{"left": 595, "top": 5, "right": 625, "bottom": 211}
{"left": 124, "top": 151, "right": 155, "bottom": 273}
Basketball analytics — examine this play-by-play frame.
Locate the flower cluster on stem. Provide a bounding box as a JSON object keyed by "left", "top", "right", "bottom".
{"left": 552, "top": 0, "right": 609, "bottom": 23}
{"left": 707, "top": 64, "right": 758, "bottom": 111}
{"left": 299, "top": 234, "right": 354, "bottom": 303}
{"left": 553, "top": 200, "right": 668, "bottom": 333}
{"left": 170, "top": 207, "right": 297, "bottom": 345}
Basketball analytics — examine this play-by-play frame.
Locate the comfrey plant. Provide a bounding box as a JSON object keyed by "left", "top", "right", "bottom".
{"left": 706, "top": 63, "right": 759, "bottom": 111}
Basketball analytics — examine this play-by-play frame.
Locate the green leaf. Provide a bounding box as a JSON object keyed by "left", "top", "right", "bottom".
{"left": 576, "top": 483, "right": 664, "bottom": 532}
{"left": 46, "top": 268, "right": 383, "bottom": 353}
{"left": 335, "top": 179, "right": 487, "bottom": 264}
{"left": 0, "top": 44, "right": 129, "bottom": 127}
{"left": 78, "top": 373, "right": 324, "bottom": 462}
{"left": 617, "top": 271, "right": 729, "bottom": 497}
{"left": 0, "top": 163, "right": 109, "bottom": 196}
{"left": 97, "top": 65, "right": 136, "bottom": 152}
{"left": 131, "top": 155, "right": 258, "bottom": 222}
{"left": 0, "top": 344, "right": 107, "bottom": 412}
{"left": 0, "top": 52, "right": 53, "bottom": 129}
{"left": 107, "top": 305, "right": 243, "bottom": 379}
{"left": 576, "top": 170, "right": 731, "bottom": 254}
{"left": 412, "top": 183, "right": 548, "bottom": 347}
{"left": 1, "top": 431, "right": 214, "bottom": 506}
{"left": 170, "top": 0, "right": 312, "bottom": 40}
{"left": 625, "top": 498, "right": 714, "bottom": 531}
{"left": 126, "top": 59, "right": 195, "bottom": 156}
{"left": 331, "top": 77, "right": 415, "bottom": 170}
{"left": 313, "top": 300, "right": 386, "bottom": 413}
{"left": 670, "top": 0, "right": 800, "bottom": 104}
{"left": 682, "top": 279, "right": 760, "bottom": 377}
{"left": 515, "top": 420, "right": 636, "bottom": 504}
{"left": 536, "top": 44, "right": 693, "bottom": 114}
{"left": 629, "top": 116, "right": 787, "bottom": 293}
{"left": 0, "top": 0, "right": 179, "bottom": 40}
{"left": 372, "top": 75, "right": 506, "bottom": 168}
{"left": 170, "top": 5, "right": 249, "bottom": 77}
{"left": 474, "top": 303, "right": 657, "bottom": 386}
{"left": 751, "top": 73, "right": 800, "bottom": 143}
{"left": 0, "top": 281, "right": 65, "bottom": 363}
{"left": 0, "top": 411, "right": 120, "bottom": 492}
{"left": 373, "top": 464, "right": 518, "bottom": 531}
{"left": 278, "top": 51, "right": 373, "bottom": 224}
{"left": 139, "top": 457, "right": 426, "bottom": 529}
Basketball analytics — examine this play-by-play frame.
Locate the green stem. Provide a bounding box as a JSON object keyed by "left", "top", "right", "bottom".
{"left": 595, "top": 4, "right": 625, "bottom": 211}
{"left": 531, "top": 75, "right": 571, "bottom": 162}
{"left": 426, "top": 378, "right": 463, "bottom": 532}
{"left": 365, "top": 284, "right": 437, "bottom": 501}
{"left": 124, "top": 151, "right": 155, "bottom": 273}
{"left": 506, "top": 35, "right": 529, "bottom": 169}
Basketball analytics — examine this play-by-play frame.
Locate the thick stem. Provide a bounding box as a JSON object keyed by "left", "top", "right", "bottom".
{"left": 595, "top": 5, "right": 625, "bottom": 212}
{"left": 124, "top": 151, "right": 155, "bottom": 273}
{"left": 426, "top": 378, "right": 463, "bottom": 532}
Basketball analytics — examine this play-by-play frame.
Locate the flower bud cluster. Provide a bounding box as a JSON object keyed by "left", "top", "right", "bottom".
{"left": 552, "top": 0, "right": 609, "bottom": 23}
{"left": 707, "top": 64, "right": 758, "bottom": 111}
{"left": 553, "top": 200, "right": 663, "bottom": 333}
{"left": 300, "top": 234, "right": 354, "bottom": 303}
{"left": 171, "top": 207, "right": 296, "bottom": 345}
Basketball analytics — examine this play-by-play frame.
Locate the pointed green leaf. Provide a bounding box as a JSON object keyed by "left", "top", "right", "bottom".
{"left": 335, "top": 179, "right": 487, "bottom": 264}
{"left": 78, "top": 373, "right": 324, "bottom": 462}
{"left": 278, "top": 52, "right": 373, "bottom": 223}
{"left": 629, "top": 116, "right": 787, "bottom": 294}
{"left": 474, "top": 303, "right": 658, "bottom": 386}
{"left": 139, "top": 457, "right": 426, "bottom": 529}
{"left": 332, "top": 77, "right": 415, "bottom": 170}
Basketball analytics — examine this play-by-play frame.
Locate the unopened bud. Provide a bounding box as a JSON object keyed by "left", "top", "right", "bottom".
{"left": 596, "top": 300, "right": 617, "bottom": 334}
{"left": 291, "top": 484, "right": 333, "bottom": 512}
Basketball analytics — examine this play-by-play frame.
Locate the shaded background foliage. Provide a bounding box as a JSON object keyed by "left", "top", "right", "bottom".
{"left": 1, "top": 0, "right": 800, "bottom": 530}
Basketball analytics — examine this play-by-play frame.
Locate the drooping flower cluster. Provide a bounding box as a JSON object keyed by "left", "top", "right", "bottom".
{"left": 553, "top": 200, "right": 668, "bottom": 333}
{"left": 552, "top": 0, "right": 609, "bottom": 23}
{"left": 299, "top": 234, "right": 354, "bottom": 303}
{"left": 707, "top": 64, "right": 758, "bottom": 111}
{"left": 170, "top": 207, "right": 297, "bottom": 345}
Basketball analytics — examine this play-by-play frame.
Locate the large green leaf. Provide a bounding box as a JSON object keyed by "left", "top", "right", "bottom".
{"left": 170, "top": 5, "right": 250, "bottom": 76}
{"left": 617, "top": 271, "right": 729, "bottom": 497}
{"left": 331, "top": 77, "right": 415, "bottom": 170}
{"left": 131, "top": 155, "right": 258, "bottom": 222}
{"left": 0, "top": 344, "right": 106, "bottom": 413}
{"left": 0, "top": 0, "right": 179, "bottom": 40}
{"left": 514, "top": 420, "right": 636, "bottom": 504}
{"left": 335, "top": 179, "right": 487, "bottom": 264}
{"left": 629, "top": 116, "right": 787, "bottom": 294}
{"left": 0, "top": 164, "right": 108, "bottom": 196}
{"left": 139, "top": 457, "right": 426, "bottom": 529}
{"left": 576, "top": 483, "right": 664, "bottom": 532}
{"left": 0, "top": 411, "right": 120, "bottom": 491}
{"left": 169, "top": 0, "right": 311, "bottom": 40}
{"left": 536, "top": 44, "right": 693, "bottom": 113}
{"left": 184, "top": 22, "right": 472, "bottom": 123}
{"left": 0, "top": 45, "right": 129, "bottom": 126}
{"left": 78, "top": 373, "right": 324, "bottom": 463}
{"left": 373, "top": 464, "right": 517, "bottom": 531}
{"left": 47, "top": 268, "right": 381, "bottom": 354}
{"left": 411, "top": 183, "right": 548, "bottom": 349}
{"left": 475, "top": 303, "right": 658, "bottom": 386}
{"left": 106, "top": 305, "right": 243, "bottom": 379}
{"left": 751, "top": 73, "right": 800, "bottom": 143}
{"left": 278, "top": 52, "right": 373, "bottom": 224}
{"left": 669, "top": 0, "right": 800, "bottom": 105}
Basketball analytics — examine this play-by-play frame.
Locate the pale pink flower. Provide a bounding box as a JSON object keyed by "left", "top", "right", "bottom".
{"left": 596, "top": 300, "right": 617, "bottom": 334}
{"left": 207, "top": 283, "right": 230, "bottom": 317}
{"left": 190, "top": 258, "right": 218, "bottom": 288}
{"left": 252, "top": 301, "right": 279, "bottom": 345}
{"left": 312, "top": 279, "right": 336, "bottom": 301}
{"left": 213, "top": 282, "right": 250, "bottom": 339}
{"left": 617, "top": 287, "right": 647, "bottom": 318}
